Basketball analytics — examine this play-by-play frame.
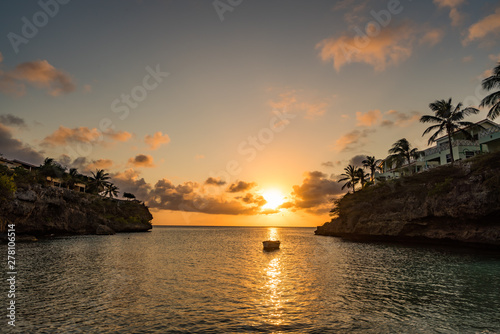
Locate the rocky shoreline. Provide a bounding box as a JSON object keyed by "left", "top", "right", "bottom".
{"left": 0, "top": 184, "right": 153, "bottom": 240}
{"left": 315, "top": 152, "right": 500, "bottom": 249}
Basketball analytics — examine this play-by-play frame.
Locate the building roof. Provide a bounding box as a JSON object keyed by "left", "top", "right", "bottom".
{"left": 434, "top": 119, "right": 500, "bottom": 142}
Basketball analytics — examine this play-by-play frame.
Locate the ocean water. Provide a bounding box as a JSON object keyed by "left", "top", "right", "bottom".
{"left": 2, "top": 226, "right": 500, "bottom": 333}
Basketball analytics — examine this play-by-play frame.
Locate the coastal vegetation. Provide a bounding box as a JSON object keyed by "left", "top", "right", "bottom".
{"left": 0, "top": 156, "right": 150, "bottom": 237}
{"left": 324, "top": 62, "right": 500, "bottom": 248}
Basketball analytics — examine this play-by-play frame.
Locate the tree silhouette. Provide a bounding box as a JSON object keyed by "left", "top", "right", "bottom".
{"left": 480, "top": 62, "right": 500, "bottom": 120}
{"left": 420, "top": 98, "right": 479, "bottom": 163}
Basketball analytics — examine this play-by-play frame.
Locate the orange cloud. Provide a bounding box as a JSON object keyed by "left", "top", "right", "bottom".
{"left": 42, "top": 126, "right": 101, "bottom": 146}
{"left": 463, "top": 7, "right": 500, "bottom": 45}
{"left": 285, "top": 171, "right": 344, "bottom": 214}
{"left": 316, "top": 23, "right": 416, "bottom": 72}
{"left": 85, "top": 159, "right": 113, "bottom": 171}
{"left": 0, "top": 59, "right": 75, "bottom": 97}
{"left": 268, "top": 88, "right": 329, "bottom": 119}
{"left": 108, "top": 130, "right": 132, "bottom": 142}
{"left": 144, "top": 131, "right": 170, "bottom": 150}
{"left": 41, "top": 126, "right": 132, "bottom": 147}
{"left": 356, "top": 109, "right": 382, "bottom": 126}
{"left": 334, "top": 129, "right": 375, "bottom": 152}
{"left": 420, "top": 28, "right": 445, "bottom": 46}
{"left": 128, "top": 154, "right": 155, "bottom": 168}
{"left": 434, "top": 0, "right": 464, "bottom": 26}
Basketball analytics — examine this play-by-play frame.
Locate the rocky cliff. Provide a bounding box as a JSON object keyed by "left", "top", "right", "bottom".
{"left": 315, "top": 151, "right": 500, "bottom": 248}
{"left": 0, "top": 184, "right": 153, "bottom": 237}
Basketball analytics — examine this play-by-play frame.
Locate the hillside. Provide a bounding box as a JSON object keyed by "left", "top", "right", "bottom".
{"left": 315, "top": 151, "right": 500, "bottom": 248}
{"left": 0, "top": 184, "right": 152, "bottom": 237}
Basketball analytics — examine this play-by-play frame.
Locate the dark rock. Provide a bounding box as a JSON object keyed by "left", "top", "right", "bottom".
{"left": 96, "top": 225, "right": 116, "bottom": 235}
{"left": 316, "top": 152, "right": 500, "bottom": 249}
{"left": 0, "top": 185, "right": 153, "bottom": 238}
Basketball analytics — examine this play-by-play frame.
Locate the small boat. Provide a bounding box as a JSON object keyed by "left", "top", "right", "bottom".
{"left": 263, "top": 240, "right": 280, "bottom": 251}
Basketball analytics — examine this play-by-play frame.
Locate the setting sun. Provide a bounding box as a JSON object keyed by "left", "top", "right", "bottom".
{"left": 262, "top": 189, "right": 285, "bottom": 210}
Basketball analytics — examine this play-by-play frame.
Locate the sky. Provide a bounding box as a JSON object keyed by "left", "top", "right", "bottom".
{"left": 0, "top": 0, "right": 499, "bottom": 227}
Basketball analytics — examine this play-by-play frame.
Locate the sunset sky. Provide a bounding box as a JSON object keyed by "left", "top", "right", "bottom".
{"left": 0, "top": 0, "right": 499, "bottom": 227}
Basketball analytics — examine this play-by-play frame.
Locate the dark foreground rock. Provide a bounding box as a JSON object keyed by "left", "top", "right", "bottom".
{"left": 0, "top": 184, "right": 153, "bottom": 237}
{"left": 316, "top": 152, "right": 500, "bottom": 249}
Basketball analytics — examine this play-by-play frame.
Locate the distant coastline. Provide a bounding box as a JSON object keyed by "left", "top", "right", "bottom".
{"left": 316, "top": 151, "right": 500, "bottom": 249}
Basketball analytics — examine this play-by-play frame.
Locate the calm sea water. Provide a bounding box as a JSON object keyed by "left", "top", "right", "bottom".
{"left": 2, "top": 226, "right": 500, "bottom": 333}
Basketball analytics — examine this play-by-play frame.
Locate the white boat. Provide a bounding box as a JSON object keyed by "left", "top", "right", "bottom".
{"left": 263, "top": 240, "right": 280, "bottom": 251}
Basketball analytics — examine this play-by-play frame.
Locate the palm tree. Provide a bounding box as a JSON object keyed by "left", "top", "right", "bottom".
{"left": 356, "top": 168, "right": 369, "bottom": 188}
{"left": 338, "top": 165, "right": 359, "bottom": 193}
{"left": 64, "top": 168, "right": 81, "bottom": 189}
{"left": 39, "top": 157, "right": 65, "bottom": 180}
{"left": 89, "top": 169, "right": 111, "bottom": 195}
{"left": 480, "top": 62, "right": 500, "bottom": 120}
{"left": 104, "top": 183, "right": 119, "bottom": 198}
{"left": 420, "top": 98, "right": 479, "bottom": 163}
{"left": 362, "top": 156, "right": 380, "bottom": 182}
{"left": 388, "top": 138, "right": 421, "bottom": 173}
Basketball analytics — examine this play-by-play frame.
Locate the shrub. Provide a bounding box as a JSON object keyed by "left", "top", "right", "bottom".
{"left": 0, "top": 174, "right": 16, "bottom": 200}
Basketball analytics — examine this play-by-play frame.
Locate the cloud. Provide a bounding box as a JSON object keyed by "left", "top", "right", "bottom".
{"left": 334, "top": 128, "right": 375, "bottom": 152}
{"left": 316, "top": 22, "right": 416, "bottom": 71}
{"left": 462, "top": 56, "right": 473, "bottom": 63}
{"left": 0, "top": 114, "right": 26, "bottom": 128}
{"left": 419, "top": 28, "right": 445, "bottom": 46}
{"left": 0, "top": 59, "right": 76, "bottom": 97}
{"left": 111, "top": 169, "right": 152, "bottom": 201}
{"left": 228, "top": 181, "right": 256, "bottom": 193}
{"left": 463, "top": 7, "right": 500, "bottom": 45}
{"left": 348, "top": 155, "right": 366, "bottom": 167}
{"left": 322, "top": 161, "right": 341, "bottom": 168}
{"left": 382, "top": 110, "right": 421, "bottom": 127}
{"left": 356, "top": 109, "right": 382, "bottom": 126}
{"left": 41, "top": 126, "right": 132, "bottom": 147}
{"left": 0, "top": 123, "right": 44, "bottom": 164}
{"left": 284, "top": 171, "right": 345, "bottom": 214}
{"left": 107, "top": 130, "right": 132, "bottom": 142}
{"left": 147, "top": 178, "right": 269, "bottom": 215}
{"left": 85, "top": 159, "right": 113, "bottom": 171}
{"left": 489, "top": 53, "right": 500, "bottom": 62}
{"left": 83, "top": 84, "right": 92, "bottom": 93}
{"left": 144, "top": 131, "right": 170, "bottom": 150}
{"left": 195, "top": 154, "right": 205, "bottom": 160}
{"left": 268, "top": 89, "right": 329, "bottom": 120}
{"left": 434, "top": 0, "right": 465, "bottom": 26}
{"left": 205, "top": 177, "right": 226, "bottom": 186}
{"left": 128, "top": 154, "right": 155, "bottom": 168}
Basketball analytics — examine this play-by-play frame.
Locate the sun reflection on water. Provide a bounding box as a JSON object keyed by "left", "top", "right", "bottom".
{"left": 268, "top": 227, "right": 278, "bottom": 241}
{"left": 264, "top": 256, "right": 284, "bottom": 326}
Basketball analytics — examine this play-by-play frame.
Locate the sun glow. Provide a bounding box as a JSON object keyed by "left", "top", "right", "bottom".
{"left": 262, "top": 189, "right": 285, "bottom": 210}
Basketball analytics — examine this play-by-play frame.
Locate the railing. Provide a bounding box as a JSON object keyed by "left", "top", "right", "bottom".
{"left": 424, "top": 140, "right": 478, "bottom": 156}
{"left": 478, "top": 127, "right": 500, "bottom": 138}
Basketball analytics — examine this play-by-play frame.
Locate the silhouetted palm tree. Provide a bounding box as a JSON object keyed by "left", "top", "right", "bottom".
{"left": 39, "top": 157, "right": 65, "bottom": 179}
{"left": 356, "top": 168, "right": 369, "bottom": 188}
{"left": 480, "top": 62, "right": 500, "bottom": 120}
{"left": 362, "top": 156, "right": 380, "bottom": 182}
{"left": 420, "top": 98, "right": 479, "bottom": 163}
{"left": 338, "top": 165, "right": 359, "bottom": 193}
{"left": 388, "top": 138, "right": 421, "bottom": 172}
{"left": 104, "top": 183, "right": 119, "bottom": 198}
{"left": 89, "top": 169, "right": 111, "bottom": 195}
{"left": 64, "top": 168, "right": 81, "bottom": 189}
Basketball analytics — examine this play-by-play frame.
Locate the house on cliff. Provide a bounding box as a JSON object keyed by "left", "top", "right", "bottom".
{"left": 378, "top": 119, "right": 500, "bottom": 180}
{"left": 0, "top": 156, "right": 86, "bottom": 192}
